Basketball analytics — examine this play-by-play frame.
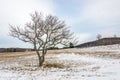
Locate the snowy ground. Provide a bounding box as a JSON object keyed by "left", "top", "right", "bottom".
{"left": 0, "top": 45, "right": 120, "bottom": 80}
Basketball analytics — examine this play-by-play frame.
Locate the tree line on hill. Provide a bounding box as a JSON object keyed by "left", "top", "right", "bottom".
{"left": 76, "top": 37, "right": 120, "bottom": 48}
{"left": 0, "top": 48, "right": 34, "bottom": 52}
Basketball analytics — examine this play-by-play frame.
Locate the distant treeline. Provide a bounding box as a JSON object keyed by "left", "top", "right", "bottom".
{"left": 0, "top": 48, "right": 34, "bottom": 52}
{"left": 76, "top": 37, "right": 120, "bottom": 48}
{"left": 0, "top": 47, "right": 60, "bottom": 52}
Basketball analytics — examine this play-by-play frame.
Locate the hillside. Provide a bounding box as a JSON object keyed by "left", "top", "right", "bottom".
{"left": 76, "top": 37, "right": 120, "bottom": 48}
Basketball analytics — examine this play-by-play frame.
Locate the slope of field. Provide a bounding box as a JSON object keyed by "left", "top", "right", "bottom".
{"left": 0, "top": 44, "right": 120, "bottom": 80}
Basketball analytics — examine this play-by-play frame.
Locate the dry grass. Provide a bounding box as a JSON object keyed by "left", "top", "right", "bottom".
{"left": 77, "top": 52, "right": 120, "bottom": 59}
{"left": 0, "top": 51, "right": 36, "bottom": 60}
{"left": 43, "top": 62, "right": 65, "bottom": 68}
{"left": 48, "top": 48, "right": 120, "bottom": 59}
{"left": 0, "top": 48, "right": 120, "bottom": 61}
{"left": 0, "top": 49, "right": 71, "bottom": 60}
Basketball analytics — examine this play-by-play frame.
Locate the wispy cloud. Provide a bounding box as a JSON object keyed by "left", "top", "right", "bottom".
{"left": 0, "top": 0, "right": 55, "bottom": 24}
{"left": 80, "top": 0, "right": 120, "bottom": 26}
{"left": 75, "top": 33, "right": 92, "bottom": 44}
{"left": 61, "top": 0, "right": 120, "bottom": 27}
{"left": 100, "top": 26, "right": 120, "bottom": 37}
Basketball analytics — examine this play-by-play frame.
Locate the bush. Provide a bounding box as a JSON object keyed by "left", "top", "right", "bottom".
{"left": 69, "top": 42, "right": 74, "bottom": 48}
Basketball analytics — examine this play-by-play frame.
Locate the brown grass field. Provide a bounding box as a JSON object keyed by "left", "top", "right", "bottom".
{"left": 0, "top": 48, "right": 120, "bottom": 61}
{"left": 0, "top": 48, "right": 120, "bottom": 80}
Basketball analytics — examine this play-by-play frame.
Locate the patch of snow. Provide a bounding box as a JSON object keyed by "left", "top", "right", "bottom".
{"left": 78, "top": 44, "right": 120, "bottom": 52}
{"left": 57, "top": 53, "right": 81, "bottom": 60}
{"left": 0, "top": 48, "right": 120, "bottom": 80}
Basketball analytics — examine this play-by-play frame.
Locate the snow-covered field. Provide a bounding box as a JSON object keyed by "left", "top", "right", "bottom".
{"left": 0, "top": 44, "right": 120, "bottom": 80}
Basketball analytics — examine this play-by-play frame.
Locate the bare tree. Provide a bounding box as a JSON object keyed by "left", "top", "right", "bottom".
{"left": 97, "top": 34, "right": 102, "bottom": 40}
{"left": 9, "top": 12, "right": 75, "bottom": 67}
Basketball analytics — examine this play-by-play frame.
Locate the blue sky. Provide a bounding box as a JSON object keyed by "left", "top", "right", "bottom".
{"left": 0, "top": 0, "right": 120, "bottom": 48}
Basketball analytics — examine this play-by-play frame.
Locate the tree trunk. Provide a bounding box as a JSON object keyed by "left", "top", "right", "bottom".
{"left": 36, "top": 51, "right": 42, "bottom": 67}
{"left": 40, "top": 55, "right": 45, "bottom": 66}
{"left": 36, "top": 50, "right": 45, "bottom": 67}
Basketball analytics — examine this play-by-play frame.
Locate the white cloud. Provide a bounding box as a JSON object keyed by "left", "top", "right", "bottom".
{"left": 81, "top": 0, "right": 120, "bottom": 26}
{"left": 60, "top": 0, "right": 120, "bottom": 28}
{"left": 75, "top": 33, "right": 92, "bottom": 44}
{"left": 0, "top": 0, "right": 55, "bottom": 35}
